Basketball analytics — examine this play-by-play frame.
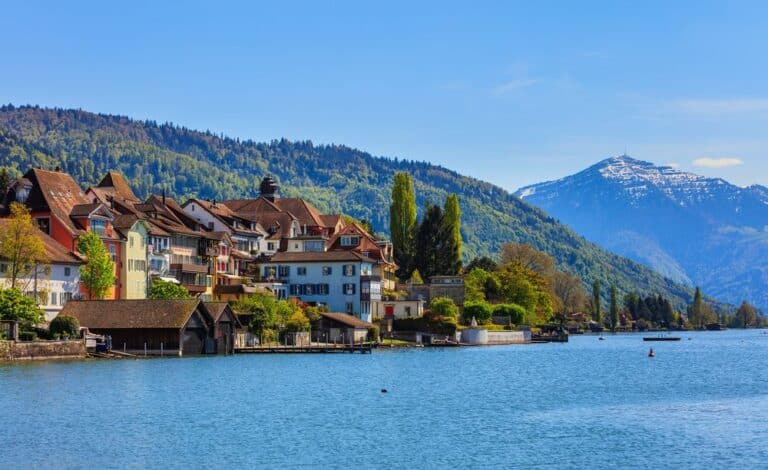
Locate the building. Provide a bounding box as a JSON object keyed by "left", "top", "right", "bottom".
{"left": 312, "top": 311, "right": 373, "bottom": 344}
{"left": 0, "top": 219, "right": 83, "bottom": 321}
{"left": 4, "top": 168, "right": 124, "bottom": 299}
{"left": 259, "top": 251, "right": 382, "bottom": 321}
{"left": 371, "top": 298, "right": 425, "bottom": 321}
{"left": 327, "top": 223, "right": 397, "bottom": 291}
{"left": 58, "top": 299, "right": 237, "bottom": 355}
{"left": 403, "top": 275, "right": 465, "bottom": 307}
{"left": 112, "top": 215, "right": 150, "bottom": 299}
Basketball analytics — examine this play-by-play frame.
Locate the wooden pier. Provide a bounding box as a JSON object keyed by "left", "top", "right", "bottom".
{"left": 235, "top": 344, "right": 373, "bottom": 354}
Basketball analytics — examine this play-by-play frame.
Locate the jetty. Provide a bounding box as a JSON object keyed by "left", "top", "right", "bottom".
{"left": 235, "top": 344, "right": 373, "bottom": 354}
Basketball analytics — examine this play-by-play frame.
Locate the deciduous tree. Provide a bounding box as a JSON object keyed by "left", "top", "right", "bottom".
{"left": 0, "top": 202, "right": 48, "bottom": 290}
{"left": 77, "top": 232, "right": 115, "bottom": 300}
{"left": 149, "top": 279, "right": 191, "bottom": 299}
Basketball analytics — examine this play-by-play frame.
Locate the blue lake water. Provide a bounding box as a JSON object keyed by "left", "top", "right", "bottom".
{"left": 2, "top": 329, "right": 768, "bottom": 469}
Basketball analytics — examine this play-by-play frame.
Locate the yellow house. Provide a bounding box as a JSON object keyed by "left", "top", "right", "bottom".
{"left": 114, "top": 215, "right": 150, "bottom": 299}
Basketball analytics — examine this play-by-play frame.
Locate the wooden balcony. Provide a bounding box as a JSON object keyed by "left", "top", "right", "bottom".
{"left": 170, "top": 262, "right": 210, "bottom": 274}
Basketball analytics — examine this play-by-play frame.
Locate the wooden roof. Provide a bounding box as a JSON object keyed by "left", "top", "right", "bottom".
{"left": 59, "top": 299, "right": 204, "bottom": 329}
{"left": 318, "top": 311, "right": 373, "bottom": 329}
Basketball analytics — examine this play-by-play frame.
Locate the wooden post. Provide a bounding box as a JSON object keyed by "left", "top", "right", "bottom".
{"left": 161, "top": 342, "right": 164, "bottom": 357}
{"left": 144, "top": 342, "right": 147, "bottom": 356}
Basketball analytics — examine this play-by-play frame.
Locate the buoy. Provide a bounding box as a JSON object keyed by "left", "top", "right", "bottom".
{"left": 648, "top": 348, "right": 655, "bottom": 358}
{"left": 381, "top": 389, "right": 388, "bottom": 393}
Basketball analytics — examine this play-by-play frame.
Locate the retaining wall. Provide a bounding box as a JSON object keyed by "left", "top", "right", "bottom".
{"left": 0, "top": 340, "right": 86, "bottom": 361}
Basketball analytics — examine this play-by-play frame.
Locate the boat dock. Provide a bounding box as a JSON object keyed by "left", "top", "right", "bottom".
{"left": 235, "top": 344, "right": 373, "bottom": 354}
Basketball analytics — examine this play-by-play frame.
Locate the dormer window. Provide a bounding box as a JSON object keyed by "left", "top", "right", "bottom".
{"left": 14, "top": 183, "right": 32, "bottom": 203}
{"left": 90, "top": 218, "right": 107, "bottom": 236}
{"left": 341, "top": 236, "right": 360, "bottom": 247}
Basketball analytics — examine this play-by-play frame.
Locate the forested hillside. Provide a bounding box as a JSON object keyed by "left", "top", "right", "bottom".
{"left": 0, "top": 105, "right": 699, "bottom": 307}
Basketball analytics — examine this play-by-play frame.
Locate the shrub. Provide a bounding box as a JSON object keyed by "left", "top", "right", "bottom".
{"left": 19, "top": 331, "right": 37, "bottom": 341}
{"left": 367, "top": 325, "right": 380, "bottom": 341}
{"left": 462, "top": 301, "right": 493, "bottom": 324}
{"left": 429, "top": 297, "right": 458, "bottom": 318}
{"left": 49, "top": 315, "right": 80, "bottom": 338}
{"left": 492, "top": 303, "right": 526, "bottom": 325}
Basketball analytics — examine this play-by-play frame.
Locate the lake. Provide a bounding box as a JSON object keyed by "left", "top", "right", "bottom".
{"left": 2, "top": 329, "right": 768, "bottom": 469}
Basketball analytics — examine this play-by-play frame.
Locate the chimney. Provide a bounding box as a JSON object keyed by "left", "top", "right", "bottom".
{"left": 162, "top": 188, "right": 166, "bottom": 205}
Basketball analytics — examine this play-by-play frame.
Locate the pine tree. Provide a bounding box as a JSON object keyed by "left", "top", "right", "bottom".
{"left": 689, "top": 286, "right": 703, "bottom": 328}
{"left": 442, "top": 194, "right": 462, "bottom": 274}
{"left": 592, "top": 278, "right": 602, "bottom": 325}
{"left": 389, "top": 172, "right": 417, "bottom": 281}
{"left": 610, "top": 284, "right": 619, "bottom": 331}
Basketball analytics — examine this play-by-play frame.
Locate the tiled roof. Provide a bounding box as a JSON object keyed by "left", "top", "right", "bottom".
{"left": 268, "top": 251, "right": 375, "bottom": 263}
{"left": 69, "top": 203, "right": 102, "bottom": 217}
{"left": 59, "top": 299, "right": 203, "bottom": 329}
{"left": 318, "top": 311, "right": 373, "bottom": 329}
{"left": 0, "top": 219, "right": 83, "bottom": 265}
{"left": 273, "top": 198, "right": 325, "bottom": 228}
{"left": 202, "top": 302, "right": 239, "bottom": 326}
{"left": 96, "top": 172, "right": 139, "bottom": 202}
{"left": 22, "top": 168, "right": 90, "bottom": 236}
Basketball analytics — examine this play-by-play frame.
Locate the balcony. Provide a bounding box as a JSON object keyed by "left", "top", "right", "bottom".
{"left": 360, "top": 275, "right": 382, "bottom": 302}
{"left": 182, "top": 283, "right": 208, "bottom": 294}
{"left": 170, "top": 262, "right": 210, "bottom": 274}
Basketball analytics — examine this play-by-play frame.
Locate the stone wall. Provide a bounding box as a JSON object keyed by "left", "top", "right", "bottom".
{"left": 0, "top": 340, "right": 86, "bottom": 361}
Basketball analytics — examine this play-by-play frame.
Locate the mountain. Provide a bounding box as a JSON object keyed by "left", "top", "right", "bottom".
{"left": 0, "top": 105, "right": 700, "bottom": 308}
{"left": 516, "top": 155, "right": 768, "bottom": 309}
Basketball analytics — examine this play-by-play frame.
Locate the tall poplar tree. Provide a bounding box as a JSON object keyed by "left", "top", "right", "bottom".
{"left": 689, "top": 286, "right": 703, "bottom": 327}
{"left": 610, "top": 284, "right": 619, "bottom": 331}
{"left": 442, "top": 194, "right": 462, "bottom": 274}
{"left": 389, "top": 172, "right": 417, "bottom": 281}
{"left": 414, "top": 204, "right": 443, "bottom": 279}
{"left": 592, "top": 278, "right": 602, "bottom": 326}
{"left": 77, "top": 232, "right": 116, "bottom": 300}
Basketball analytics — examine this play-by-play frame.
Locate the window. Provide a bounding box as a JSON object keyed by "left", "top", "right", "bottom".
{"left": 109, "top": 245, "right": 117, "bottom": 262}
{"left": 64, "top": 267, "right": 71, "bottom": 277}
{"left": 129, "top": 236, "right": 134, "bottom": 248}
{"left": 304, "top": 284, "right": 314, "bottom": 295}
{"left": 294, "top": 243, "right": 299, "bottom": 249}
{"left": 297, "top": 267, "right": 307, "bottom": 276}
{"left": 91, "top": 218, "right": 107, "bottom": 236}
{"left": 343, "top": 283, "right": 356, "bottom": 295}
{"left": 0, "top": 263, "right": 7, "bottom": 274}
{"left": 346, "top": 302, "right": 354, "bottom": 314}
{"left": 341, "top": 236, "right": 360, "bottom": 247}
{"left": 317, "top": 284, "right": 329, "bottom": 295}
{"left": 50, "top": 292, "right": 57, "bottom": 306}
{"left": 35, "top": 217, "right": 50, "bottom": 235}
{"left": 128, "top": 260, "right": 134, "bottom": 271}
{"left": 208, "top": 221, "right": 214, "bottom": 230}
{"left": 405, "top": 306, "right": 412, "bottom": 317}
{"left": 278, "top": 266, "right": 290, "bottom": 277}
{"left": 304, "top": 240, "right": 324, "bottom": 252}
{"left": 267, "top": 242, "right": 275, "bottom": 251}
{"left": 289, "top": 284, "right": 299, "bottom": 296}
{"left": 322, "top": 266, "right": 332, "bottom": 276}
{"left": 343, "top": 264, "right": 356, "bottom": 276}
{"left": 61, "top": 292, "right": 73, "bottom": 305}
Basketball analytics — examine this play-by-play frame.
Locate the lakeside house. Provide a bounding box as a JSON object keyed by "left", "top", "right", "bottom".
{"left": 312, "top": 311, "right": 373, "bottom": 344}
{"left": 0, "top": 218, "right": 83, "bottom": 321}
{"left": 402, "top": 275, "right": 465, "bottom": 307}
{"left": 58, "top": 299, "right": 239, "bottom": 355}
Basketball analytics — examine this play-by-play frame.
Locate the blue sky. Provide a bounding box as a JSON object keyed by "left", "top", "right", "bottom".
{"left": 2, "top": 1, "right": 768, "bottom": 190}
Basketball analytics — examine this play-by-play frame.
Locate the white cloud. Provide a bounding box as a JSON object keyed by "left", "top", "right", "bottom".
{"left": 671, "top": 98, "right": 768, "bottom": 115}
{"left": 692, "top": 157, "right": 744, "bottom": 168}
{"left": 493, "top": 78, "right": 539, "bottom": 95}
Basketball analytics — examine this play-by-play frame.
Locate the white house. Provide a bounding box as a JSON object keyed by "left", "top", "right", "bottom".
{"left": 0, "top": 221, "right": 83, "bottom": 321}
{"left": 259, "top": 251, "right": 382, "bottom": 322}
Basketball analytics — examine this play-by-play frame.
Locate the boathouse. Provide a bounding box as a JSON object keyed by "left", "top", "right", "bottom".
{"left": 312, "top": 311, "right": 373, "bottom": 344}
{"left": 57, "top": 299, "right": 236, "bottom": 356}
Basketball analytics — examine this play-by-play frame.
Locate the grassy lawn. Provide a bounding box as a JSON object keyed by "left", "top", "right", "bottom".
{"left": 380, "top": 338, "right": 416, "bottom": 346}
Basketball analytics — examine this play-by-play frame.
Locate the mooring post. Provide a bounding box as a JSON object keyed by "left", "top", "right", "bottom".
{"left": 144, "top": 342, "right": 147, "bottom": 356}
{"left": 161, "top": 342, "right": 164, "bottom": 357}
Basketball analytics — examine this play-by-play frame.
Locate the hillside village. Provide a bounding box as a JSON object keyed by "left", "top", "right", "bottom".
{"left": 0, "top": 166, "right": 478, "bottom": 355}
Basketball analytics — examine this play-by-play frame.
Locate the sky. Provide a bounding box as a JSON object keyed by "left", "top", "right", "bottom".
{"left": 2, "top": 0, "right": 768, "bottom": 191}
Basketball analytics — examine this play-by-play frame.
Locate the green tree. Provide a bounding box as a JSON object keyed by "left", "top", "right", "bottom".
{"left": 235, "top": 293, "right": 277, "bottom": 342}
{"left": 733, "top": 301, "right": 758, "bottom": 328}
{"left": 442, "top": 193, "right": 463, "bottom": 274}
{"left": 414, "top": 204, "right": 444, "bottom": 279}
{"left": 0, "top": 287, "right": 43, "bottom": 328}
{"left": 609, "top": 284, "right": 619, "bottom": 331}
{"left": 0, "top": 202, "right": 49, "bottom": 290}
{"left": 285, "top": 309, "right": 310, "bottom": 332}
{"left": 429, "top": 297, "right": 459, "bottom": 318}
{"left": 389, "top": 172, "right": 417, "bottom": 281}
{"left": 464, "top": 256, "right": 498, "bottom": 274}
{"left": 592, "top": 278, "right": 602, "bottom": 325}
{"left": 77, "top": 232, "right": 116, "bottom": 300}
{"left": 0, "top": 167, "right": 11, "bottom": 193}
{"left": 492, "top": 303, "right": 526, "bottom": 325}
{"left": 149, "top": 279, "right": 191, "bottom": 299}
{"left": 462, "top": 300, "right": 493, "bottom": 324}
{"left": 688, "top": 286, "right": 704, "bottom": 328}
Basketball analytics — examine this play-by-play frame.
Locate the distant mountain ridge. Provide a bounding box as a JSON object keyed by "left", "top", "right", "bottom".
{"left": 516, "top": 155, "right": 768, "bottom": 309}
{"left": 0, "top": 105, "right": 702, "bottom": 308}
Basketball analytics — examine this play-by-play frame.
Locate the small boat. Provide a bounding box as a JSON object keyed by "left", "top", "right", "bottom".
{"left": 643, "top": 336, "right": 681, "bottom": 342}
{"left": 648, "top": 348, "right": 655, "bottom": 357}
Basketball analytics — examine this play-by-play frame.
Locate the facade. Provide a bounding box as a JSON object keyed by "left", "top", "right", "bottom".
{"left": 113, "top": 215, "right": 150, "bottom": 299}
{"left": 327, "top": 223, "right": 397, "bottom": 291}
{"left": 0, "top": 219, "right": 83, "bottom": 321}
{"left": 260, "top": 251, "right": 381, "bottom": 321}
{"left": 371, "top": 299, "right": 425, "bottom": 321}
